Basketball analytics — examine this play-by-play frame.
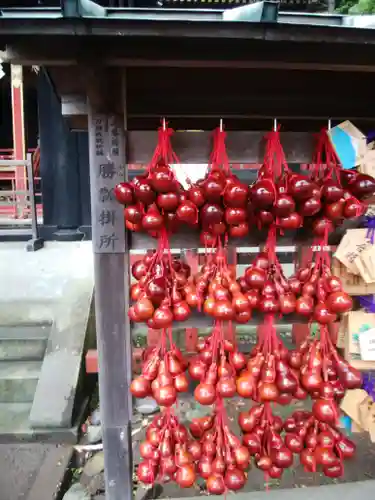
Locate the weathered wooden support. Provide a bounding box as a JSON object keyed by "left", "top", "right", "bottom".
{"left": 87, "top": 68, "right": 133, "bottom": 500}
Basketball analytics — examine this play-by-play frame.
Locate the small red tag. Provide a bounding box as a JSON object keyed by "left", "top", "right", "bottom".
{"left": 185, "top": 327, "right": 198, "bottom": 352}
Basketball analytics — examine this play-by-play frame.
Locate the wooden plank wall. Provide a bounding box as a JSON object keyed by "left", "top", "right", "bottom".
{"left": 127, "top": 131, "right": 315, "bottom": 164}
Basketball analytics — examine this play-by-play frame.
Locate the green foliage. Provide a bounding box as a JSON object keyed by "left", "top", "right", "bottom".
{"left": 336, "top": 0, "right": 375, "bottom": 13}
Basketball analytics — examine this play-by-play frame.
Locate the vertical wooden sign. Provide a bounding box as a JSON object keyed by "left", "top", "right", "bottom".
{"left": 88, "top": 103, "right": 132, "bottom": 500}
{"left": 89, "top": 114, "right": 125, "bottom": 254}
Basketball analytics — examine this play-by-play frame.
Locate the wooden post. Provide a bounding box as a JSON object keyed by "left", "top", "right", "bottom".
{"left": 10, "top": 64, "right": 27, "bottom": 218}
{"left": 87, "top": 73, "right": 133, "bottom": 500}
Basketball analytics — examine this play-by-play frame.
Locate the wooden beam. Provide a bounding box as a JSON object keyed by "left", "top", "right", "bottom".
{"left": 1, "top": 18, "right": 375, "bottom": 46}
{"left": 5, "top": 51, "right": 375, "bottom": 73}
{"left": 87, "top": 76, "right": 133, "bottom": 500}
{"left": 109, "top": 58, "right": 375, "bottom": 73}
{"left": 64, "top": 115, "right": 375, "bottom": 132}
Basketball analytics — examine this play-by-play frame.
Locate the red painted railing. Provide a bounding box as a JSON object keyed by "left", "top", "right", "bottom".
{"left": 0, "top": 148, "right": 42, "bottom": 219}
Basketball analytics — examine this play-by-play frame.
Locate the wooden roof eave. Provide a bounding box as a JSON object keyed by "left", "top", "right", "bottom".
{"left": 2, "top": 9, "right": 375, "bottom": 67}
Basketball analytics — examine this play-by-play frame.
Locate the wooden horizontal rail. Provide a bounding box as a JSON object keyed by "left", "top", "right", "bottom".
{"left": 0, "top": 167, "right": 22, "bottom": 173}
{"left": 130, "top": 222, "right": 353, "bottom": 251}
{"left": 131, "top": 311, "right": 312, "bottom": 336}
{"left": 130, "top": 245, "right": 299, "bottom": 255}
{"left": 0, "top": 160, "right": 30, "bottom": 167}
{"left": 86, "top": 347, "right": 145, "bottom": 375}
{"left": 0, "top": 190, "right": 31, "bottom": 196}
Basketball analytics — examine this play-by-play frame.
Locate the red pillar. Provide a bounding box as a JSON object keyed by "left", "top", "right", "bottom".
{"left": 11, "top": 64, "right": 27, "bottom": 218}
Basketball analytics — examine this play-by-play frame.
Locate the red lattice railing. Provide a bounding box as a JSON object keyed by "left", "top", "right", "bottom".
{"left": 0, "top": 148, "right": 42, "bottom": 219}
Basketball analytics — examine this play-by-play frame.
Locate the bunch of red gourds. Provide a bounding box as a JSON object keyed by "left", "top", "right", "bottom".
{"left": 116, "top": 124, "right": 375, "bottom": 241}
{"left": 283, "top": 410, "right": 356, "bottom": 477}
{"left": 191, "top": 401, "right": 251, "bottom": 494}
{"left": 239, "top": 402, "right": 293, "bottom": 479}
{"left": 184, "top": 238, "right": 252, "bottom": 323}
{"left": 188, "top": 321, "right": 246, "bottom": 404}
{"left": 187, "top": 127, "right": 250, "bottom": 244}
{"left": 248, "top": 128, "right": 372, "bottom": 234}
{"left": 238, "top": 226, "right": 297, "bottom": 316}
{"left": 236, "top": 315, "right": 306, "bottom": 404}
{"left": 137, "top": 410, "right": 196, "bottom": 487}
{"left": 306, "top": 128, "right": 373, "bottom": 231}
{"left": 129, "top": 123, "right": 368, "bottom": 493}
{"left": 130, "top": 330, "right": 188, "bottom": 407}
{"left": 115, "top": 124, "right": 198, "bottom": 234}
{"left": 129, "top": 230, "right": 192, "bottom": 327}
{"left": 287, "top": 325, "right": 362, "bottom": 417}
{"left": 290, "top": 237, "right": 353, "bottom": 323}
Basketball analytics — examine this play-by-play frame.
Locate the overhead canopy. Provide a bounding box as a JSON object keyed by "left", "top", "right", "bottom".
{"left": 2, "top": 1, "right": 375, "bottom": 64}
{"left": 2, "top": 1, "right": 375, "bottom": 130}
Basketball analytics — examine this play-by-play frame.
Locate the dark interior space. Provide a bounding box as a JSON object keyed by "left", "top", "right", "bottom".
{"left": 0, "top": 64, "right": 38, "bottom": 151}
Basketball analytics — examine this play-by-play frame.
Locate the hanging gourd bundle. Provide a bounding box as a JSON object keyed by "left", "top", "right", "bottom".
{"left": 239, "top": 402, "right": 293, "bottom": 479}
{"left": 238, "top": 226, "right": 297, "bottom": 316}
{"left": 137, "top": 409, "right": 196, "bottom": 488}
{"left": 183, "top": 236, "right": 252, "bottom": 323}
{"left": 130, "top": 327, "right": 188, "bottom": 406}
{"left": 186, "top": 125, "right": 249, "bottom": 245}
{"left": 283, "top": 409, "right": 356, "bottom": 478}
{"left": 188, "top": 321, "right": 246, "bottom": 404}
{"left": 289, "top": 230, "right": 353, "bottom": 322}
{"left": 191, "top": 400, "right": 250, "bottom": 494}
{"left": 236, "top": 314, "right": 306, "bottom": 404}
{"left": 287, "top": 324, "right": 362, "bottom": 411}
{"left": 129, "top": 229, "right": 192, "bottom": 327}
{"left": 249, "top": 127, "right": 312, "bottom": 231}
{"left": 114, "top": 121, "right": 198, "bottom": 234}
{"left": 306, "top": 128, "right": 373, "bottom": 236}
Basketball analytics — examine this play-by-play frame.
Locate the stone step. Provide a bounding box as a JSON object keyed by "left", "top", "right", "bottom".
{"left": 0, "top": 324, "right": 50, "bottom": 361}
{"left": 0, "top": 361, "right": 42, "bottom": 403}
{"left": 0, "top": 402, "right": 83, "bottom": 443}
{"left": 0, "top": 402, "right": 32, "bottom": 430}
